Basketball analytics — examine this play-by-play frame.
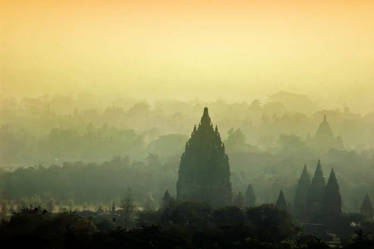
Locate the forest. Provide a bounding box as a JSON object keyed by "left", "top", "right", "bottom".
{"left": 1, "top": 92, "right": 373, "bottom": 212}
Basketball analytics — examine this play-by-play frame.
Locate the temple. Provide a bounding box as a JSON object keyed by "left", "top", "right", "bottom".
{"left": 309, "top": 115, "right": 344, "bottom": 153}
{"left": 176, "top": 107, "right": 232, "bottom": 207}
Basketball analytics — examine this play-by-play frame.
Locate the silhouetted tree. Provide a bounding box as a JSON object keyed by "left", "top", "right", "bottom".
{"left": 143, "top": 193, "right": 155, "bottom": 211}
{"left": 111, "top": 201, "right": 116, "bottom": 213}
{"left": 46, "top": 199, "right": 55, "bottom": 213}
{"left": 161, "top": 190, "right": 173, "bottom": 210}
{"left": 246, "top": 204, "right": 298, "bottom": 242}
{"left": 213, "top": 206, "right": 245, "bottom": 226}
{"left": 119, "top": 190, "right": 136, "bottom": 230}
{"left": 160, "top": 201, "right": 211, "bottom": 227}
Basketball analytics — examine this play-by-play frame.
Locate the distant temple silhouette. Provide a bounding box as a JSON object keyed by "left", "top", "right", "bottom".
{"left": 177, "top": 107, "right": 232, "bottom": 207}
{"left": 294, "top": 165, "right": 311, "bottom": 218}
{"left": 293, "top": 160, "right": 342, "bottom": 222}
{"left": 361, "top": 194, "right": 374, "bottom": 219}
{"left": 309, "top": 115, "right": 344, "bottom": 153}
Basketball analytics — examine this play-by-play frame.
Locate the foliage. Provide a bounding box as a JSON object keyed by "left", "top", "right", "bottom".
{"left": 1, "top": 157, "right": 177, "bottom": 205}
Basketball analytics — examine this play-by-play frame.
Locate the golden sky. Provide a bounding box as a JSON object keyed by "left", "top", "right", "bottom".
{"left": 1, "top": 0, "right": 374, "bottom": 111}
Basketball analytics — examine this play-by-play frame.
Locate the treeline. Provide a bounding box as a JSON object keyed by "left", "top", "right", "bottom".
{"left": 0, "top": 156, "right": 177, "bottom": 206}
{"left": 0, "top": 124, "right": 187, "bottom": 166}
{"left": 3, "top": 92, "right": 374, "bottom": 167}
{"left": 1, "top": 150, "right": 374, "bottom": 213}
{"left": 0, "top": 203, "right": 373, "bottom": 249}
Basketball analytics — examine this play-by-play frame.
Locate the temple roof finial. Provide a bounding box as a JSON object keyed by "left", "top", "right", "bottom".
{"left": 200, "top": 107, "right": 211, "bottom": 126}
{"left": 204, "top": 107, "right": 209, "bottom": 115}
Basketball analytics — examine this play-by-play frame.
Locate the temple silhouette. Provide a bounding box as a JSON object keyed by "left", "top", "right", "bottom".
{"left": 177, "top": 107, "right": 232, "bottom": 207}
{"left": 309, "top": 115, "right": 344, "bottom": 152}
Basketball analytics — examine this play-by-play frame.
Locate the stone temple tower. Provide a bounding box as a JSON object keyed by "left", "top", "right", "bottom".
{"left": 177, "top": 107, "right": 232, "bottom": 208}
{"left": 311, "top": 115, "right": 344, "bottom": 152}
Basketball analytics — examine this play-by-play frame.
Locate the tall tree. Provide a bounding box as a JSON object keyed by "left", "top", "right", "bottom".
{"left": 161, "top": 190, "right": 173, "bottom": 210}
{"left": 360, "top": 194, "right": 374, "bottom": 219}
{"left": 276, "top": 190, "right": 288, "bottom": 210}
{"left": 246, "top": 184, "right": 256, "bottom": 207}
{"left": 294, "top": 165, "right": 311, "bottom": 219}
{"left": 177, "top": 107, "right": 232, "bottom": 208}
{"left": 306, "top": 160, "right": 325, "bottom": 220}
{"left": 119, "top": 189, "right": 137, "bottom": 230}
{"left": 144, "top": 193, "right": 155, "bottom": 211}
{"left": 322, "top": 169, "right": 342, "bottom": 217}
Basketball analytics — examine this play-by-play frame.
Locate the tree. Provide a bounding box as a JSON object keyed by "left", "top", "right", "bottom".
{"left": 246, "top": 184, "right": 256, "bottom": 207}
{"left": 160, "top": 201, "right": 211, "bottom": 227}
{"left": 119, "top": 190, "right": 137, "bottom": 230}
{"left": 246, "top": 204, "right": 298, "bottom": 242}
{"left": 360, "top": 194, "right": 374, "bottom": 219}
{"left": 225, "top": 128, "right": 247, "bottom": 154}
{"left": 147, "top": 134, "right": 187, "bottom": 159}
{"left": 46, "top": 199, "right": 55, "bottom": 213}
{"left": 111, "top": 201, "right": 116, "bottom": 213}
{"left": 177, "top": 107, "right": 232, "bottom": 208}
{"left": 161, "top": 190, "right": 173, "bottom": 210}
{"left": 143, "top": 193, "right": 156, "bottom": 211}
{"left": 213, "top": 206, "right": 245, "bottom": 226}
{"left": 294, "top": 165, "right": 311, "bottom": 219}
{"left": 322, "top": 169, "right": 342, "bottom": 218}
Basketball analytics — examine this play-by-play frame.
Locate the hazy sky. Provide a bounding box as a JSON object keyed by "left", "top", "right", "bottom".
{"left": 1, "top": 0, "right": 374, "bottom": 111}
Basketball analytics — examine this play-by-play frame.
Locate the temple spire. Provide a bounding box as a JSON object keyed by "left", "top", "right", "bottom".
{"left": 200, "top": 107, "right": 212, "bottom": 127}
{"left": 306, "top": 160, "right": 325, "bottom": 220}
{"left": 322, "top": 168, "right": 342, "bottom": 217}
{"left": 276, "top": 190, "right": 288, "bottom": 210}
{"left": 360, "top": 194, "right": 374, "bottom": 218}
{"left": 246, "top": 184, "right": 256, "bottom": 207}
{"left": 314, "top": 160, "right": 324, "bottom": 179}
{"left": 301, "top": 165, "right": 310, "bottom": 181}
{"left": 294, "top": 164, "right": 311, "bottom": 218}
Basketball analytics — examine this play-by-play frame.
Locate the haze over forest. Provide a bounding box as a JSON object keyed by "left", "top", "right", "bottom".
{"left": 1, "top": 1, "right": 374, "bottom": 248}
{"left": 1, "top": 91, "right": 374, "bottom": 212}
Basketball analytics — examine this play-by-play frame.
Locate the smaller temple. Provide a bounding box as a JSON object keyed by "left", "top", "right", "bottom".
{"left": 276, "top": 190, "right": 288, "bottom": 210}
{"left": 306, "top": 160, "right": 325, "bottom": 220}
{"left": 293, "top": 161, "right": 344, "bottom": 222}
{"left": 322, "top": 169, "right": 342, "bottom": 217}
{"left": 360, "top": 194, "right": 374, "bottom": 219}
{"left": 294, "top": 165, "right": 311, "bottom": 218}
{"left": 309, "top": 115, "right": 344, "bottom": 153}
{"left": 246, "top": 184, "right": 256, "bottom": 207}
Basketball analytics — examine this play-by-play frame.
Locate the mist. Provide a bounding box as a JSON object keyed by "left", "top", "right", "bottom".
{"left": 1, "top": 1, "right": 374, "bottom": 248}
{"left": 1, "top": 92, "right": 374, "bottom": 212}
